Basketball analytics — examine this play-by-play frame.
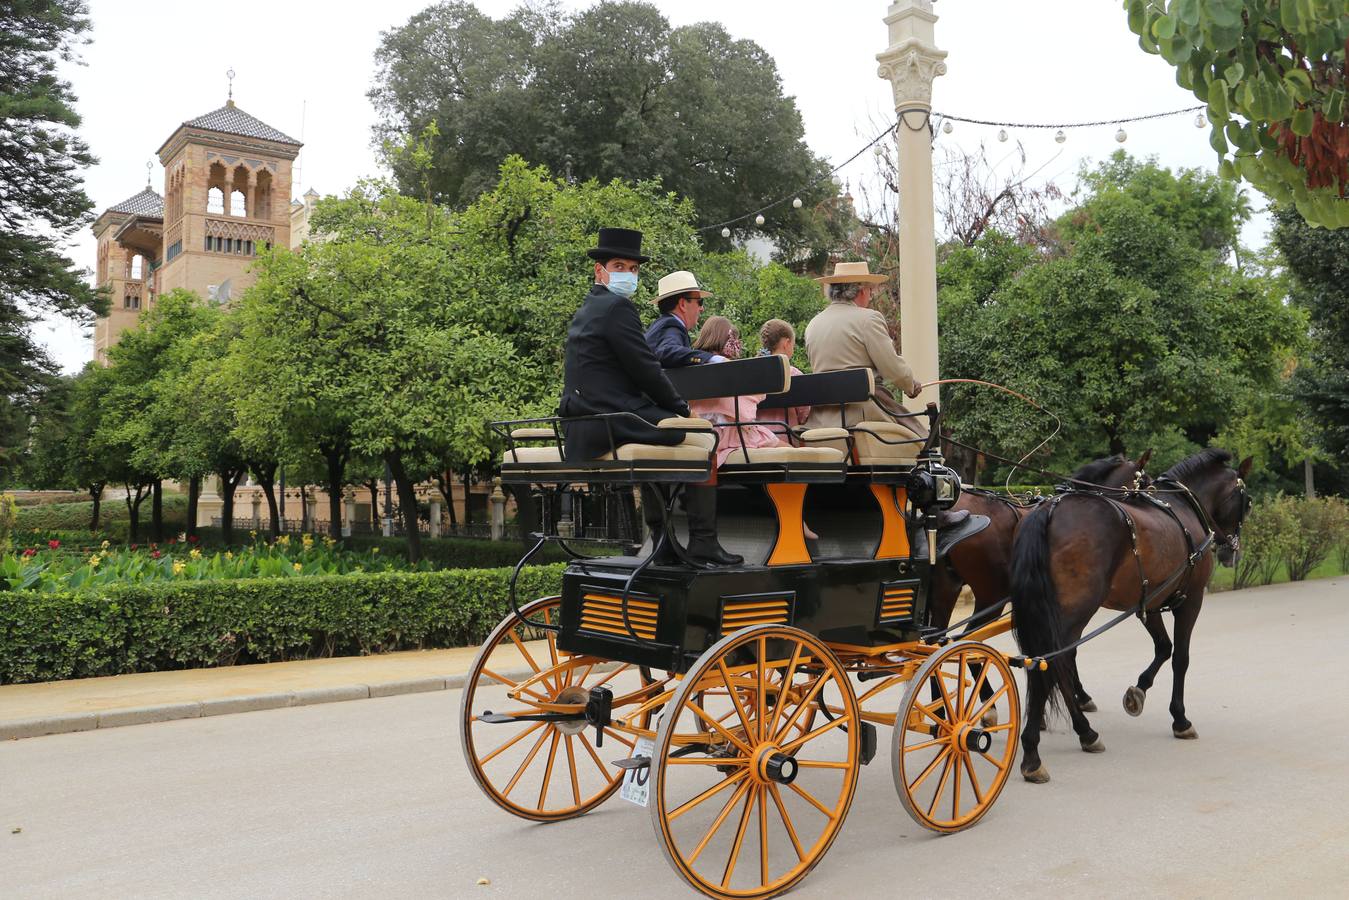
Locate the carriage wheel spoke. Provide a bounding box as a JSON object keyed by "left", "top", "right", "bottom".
{"left": 780, "top": 712, "right": 847, "bottom": 755}
{"left": 767, "top": 641, "right": 804, "bottom": 741}
{"left": 503, "top": 726, "right": 553, "bottom": 798}
{"left": 667, "top": 757, "right": 749, "bottom": 767}
{"left": 962, "top": 752, "right": 985, "bottom": 805}
{"left": 478, "top": 721, "right": 545, "bottom": 766}
{"left": 786, "top": 780, "right": 835, "bottom": 819}
{"left": 756, "top": 637, "right": 768, "bottom": 742}
{"left": 926, "top": 753, "right": 955, "bottom": 818}
{"left": 902, "top": 737, "right": 944, "bottom": 755}
{"left": 688, "top": 780, "right": 752, "bottom": 865}
{"left": 773, "top": 673, "right": 829, "bottom": 744}
{"left": 794, "top": 759, "right": 852, "bottom": 769}
{"left": 908, "top": 745, "right": 952, "bottom": 793}
{"left": 951, "top": 749, "right": 962, "bottom": 820}
{"left": 688, "top": 698, "right": 754, "bottom": 756}
{"left": 669, "top": 770, "right": 749, "bottom": 822}
{"left": 718, "top": 661, "right": 755, "bottom": 738}
{"left": 967, "top": 684, "right": 1009, "bottom": 726}
{"left": 758, "top": 785, "right": 770, "bottom": 886}
{"left": 478, "top": 667, "right": 518, "bottom": 688}
{"left": 965, "top": 658, "right": 991, "bottom": 720}
{"left": 538, "top": 731, "right": 561, "bottom": 808}
{"left": 721, "top": 782, "right": 757, "bottom": 888}
{"left": 564, "top": 735, "right": 581, "bottom": 805}
{"left": 956, "top": 651, "right": 968, "bottom": 720}
{"left": 769, "top": 783, "right": 805, "bottom": 862}
{"left": 578, "top": 731, "right": 611, "bottom": 779}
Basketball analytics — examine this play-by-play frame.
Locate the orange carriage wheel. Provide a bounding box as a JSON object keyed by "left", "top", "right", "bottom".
{"left": 892, "top": 641, "right": 1020, "bottom": 834}
{"left": 460, "top": 596, "right": 652, "bottom": 822}
{"left": 650, "top": 626, "right": 861, "bottom": 900}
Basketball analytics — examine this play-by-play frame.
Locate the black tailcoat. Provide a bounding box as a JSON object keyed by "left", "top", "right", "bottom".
{"left": 559, "top": 285, "right": 689, "bottom": 461}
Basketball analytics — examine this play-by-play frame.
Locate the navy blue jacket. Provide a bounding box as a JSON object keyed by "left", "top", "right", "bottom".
{"left": 559, "top": 286, "right": 689, "bottom": 461}
{"left": 645, "top": 314, "right": 715, "bottom": 368}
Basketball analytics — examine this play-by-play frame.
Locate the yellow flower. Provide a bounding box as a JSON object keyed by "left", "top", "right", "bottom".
{"left": 100, "top": 540, "right": 110, "bottom": 550}
{"left": 249, "top": 530, "right": 257, "bottom": 540}
{"left": 225, "top": 551, "right": 234, "bottom": 560}
{"left": 301, "top": 534, "right": 314, "bottom": 549}
{"left": 371, "top": 547, "right": 379, "bottom": 554}
{"left": 292, "top": 562, "right": 303, "bottom": 572}
{"left": 189, "top": 548, "right": 202, "bottom": 559}
{"left": 172, "top": 560, "right": 186, "bottom": 576}
{"left": 277, "top": 535, "right": 290, "bottom": 546}
{"left": 87, "top": 555, "right": 101, "bottom": 568}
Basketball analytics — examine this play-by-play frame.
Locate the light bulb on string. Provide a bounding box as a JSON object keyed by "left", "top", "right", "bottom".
{"left": 720, "top": 227, "right": 731, "bottom": 238}
{"left": 792, "top": 197, "right": 803, "bottom": 209}
{"left": 941, "top": 119, "right": 953, "bottom": 134}
{"left": 754, "top": 214, "right": 766, "bottom": 227}
{"left": 997, "top": 128, "right": 1008, "bottom": 142}
{"left": 1115, "top": 128, "right": 1128, "bottom": 143}
{"left": 1054, "top": 129, "right": 1066, "bottom": 144}
{"left": 1194, "top": 113, "right": 1206, "bottom": 128}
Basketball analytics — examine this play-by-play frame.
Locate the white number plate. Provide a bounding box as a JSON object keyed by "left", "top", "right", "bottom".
{"left": 620, "top": 736, "right": 657, "bottom": 807}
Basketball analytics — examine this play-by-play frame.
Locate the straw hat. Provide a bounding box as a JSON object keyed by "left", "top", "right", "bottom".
{"left": 815, "top": 260, "right": 888, "bottom": 285}
{"left": 654, "top": 270, "right": 714, "bottom": 304}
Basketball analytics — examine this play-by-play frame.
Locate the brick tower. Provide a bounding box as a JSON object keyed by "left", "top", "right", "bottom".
{"left": 92, "top": 184, "right": 163, "bottom": 363}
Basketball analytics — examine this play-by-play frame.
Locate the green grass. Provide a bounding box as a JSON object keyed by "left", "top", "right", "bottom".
{"left": 1208, "top": 554, "right": 1348, "bottom": 593}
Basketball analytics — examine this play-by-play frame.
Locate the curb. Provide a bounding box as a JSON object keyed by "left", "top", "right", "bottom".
{"left": 0, "top": 674, "right": 462, "bottom": 742}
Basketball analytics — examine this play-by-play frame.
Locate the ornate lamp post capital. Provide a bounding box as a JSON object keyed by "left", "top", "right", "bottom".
{"left": 877, "top": 0, "right": 949, "bottom": 110}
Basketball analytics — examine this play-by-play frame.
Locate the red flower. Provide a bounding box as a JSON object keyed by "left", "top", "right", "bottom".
{"left": 22, "top": 548, "right": 36, "bottom": 558}
{"left": 130, "top": 544, "right": 138, "bottom": 551}
{"left": 151, "top": 550, "right": 162, "bottom": 559}
{"left": 48, "top": 539, "right": 60, "bottom": 550}
{"left": 188, "top": 534, "right": 199, "bottom": 544}
{"left": 150, "top": 543, "right": 158, "bottom": 550}
{"left": 167, "top": 538, "right": 177, "bottom": 545}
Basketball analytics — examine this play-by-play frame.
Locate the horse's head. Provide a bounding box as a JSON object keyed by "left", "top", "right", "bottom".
{"left": 1069, "top": 452, "right": 1151, "bottom": 490}
{"left": 1161, "top": 449, "right": 1253, "bottom": 567}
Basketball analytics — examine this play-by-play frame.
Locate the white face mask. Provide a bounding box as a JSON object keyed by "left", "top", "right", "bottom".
{"left": 605, "top": 271, "right": 639, "bottom": 298}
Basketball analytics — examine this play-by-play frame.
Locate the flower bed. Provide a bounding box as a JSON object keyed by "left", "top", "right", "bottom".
{"left": 2, "top": 533, "right": 429, "bottom": 593}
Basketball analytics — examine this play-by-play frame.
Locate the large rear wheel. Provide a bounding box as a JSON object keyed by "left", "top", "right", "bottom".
{"left": 892, "top": 641, "right": 1019, "bottom": 833}
{"left": 459, "top": 596, "right": 647, "bottom": 822}
{"left": 650, "top": 626, "right": 860, "bottom": 899}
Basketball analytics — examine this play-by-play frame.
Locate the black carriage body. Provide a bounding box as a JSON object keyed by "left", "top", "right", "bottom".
{"left": 557, "top": 553, "right": 929, "bottom": 673}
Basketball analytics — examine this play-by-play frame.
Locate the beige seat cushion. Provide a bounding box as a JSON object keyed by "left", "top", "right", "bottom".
{"left": 852, "top": 421, "right": 922, "bottom": 464}
{"left": 501, "top": 446, "right": 563, "bottom": 464}
{"left": 510, "top": 427, "right": 556, "bottom": 440}
{"left": 658, "top": 416, "right": 714, "bottom": 431}
{"left": 602, "top": 438, "right": 712, "bottom": 462}
{"left": 721, "top": 446, "right": 845, "bottom": 465}
{"left": 797, "top": 427, "right": 850, "bottom": 443}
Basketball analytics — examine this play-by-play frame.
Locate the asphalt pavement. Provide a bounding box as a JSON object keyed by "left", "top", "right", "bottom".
{"left": 2, "top": 577, "right": 1347, "bottom": 899}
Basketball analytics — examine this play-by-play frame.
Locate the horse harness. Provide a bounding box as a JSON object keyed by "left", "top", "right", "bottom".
{"left": 1044, "top": 478, "right": 1220, "bottom": 618}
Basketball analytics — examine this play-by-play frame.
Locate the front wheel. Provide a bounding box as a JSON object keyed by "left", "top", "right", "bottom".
{"left": 650, "top": 626, "right": 861, "bottom": 900}
{"left": 892, "top": 641, "right": 1020, "bottom": 833}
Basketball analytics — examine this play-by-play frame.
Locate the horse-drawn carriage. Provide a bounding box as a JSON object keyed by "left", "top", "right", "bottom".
{"left": 458, "top": 354, "right": 1251, "bottom": 899}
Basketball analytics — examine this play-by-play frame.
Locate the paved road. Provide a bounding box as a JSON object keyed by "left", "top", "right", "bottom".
{"left": 3, "top": 578, "right": 1347, "bottom": 899}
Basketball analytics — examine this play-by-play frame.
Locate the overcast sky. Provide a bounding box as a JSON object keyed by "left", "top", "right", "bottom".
{"left": 39, "top": 0, "right": 1261, "bottom": 373}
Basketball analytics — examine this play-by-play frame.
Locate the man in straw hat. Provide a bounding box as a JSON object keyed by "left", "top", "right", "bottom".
{"left": 558, "top": 229, "right": 742, "bottom": 567}
{"left": 645, "top": 270, "right": 722, "bottom": 368}
{"left": 803, "top": 260, "right": 925, "bottom": 434}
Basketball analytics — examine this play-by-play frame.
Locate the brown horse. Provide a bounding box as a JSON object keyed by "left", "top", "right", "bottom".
{"left": 931, "top": 452, "right": 1152, "bottom": 711}
{"left": 1008, "top": 448, "right": 1252, "bottom": 783}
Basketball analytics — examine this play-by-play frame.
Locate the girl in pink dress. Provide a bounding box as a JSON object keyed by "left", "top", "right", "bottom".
{"left": 689, "top": 317, "right": 792, "bottom": 467}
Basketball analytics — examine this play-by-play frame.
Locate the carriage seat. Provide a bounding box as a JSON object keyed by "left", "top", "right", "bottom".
{"left": 850, "top": 421, "right": 923, "bottom": 465}
{"left": 500, "top": 418, "right": 714, "bottom": 466}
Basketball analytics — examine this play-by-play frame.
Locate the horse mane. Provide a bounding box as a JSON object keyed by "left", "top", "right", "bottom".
{"left": 1070, "top": 455, "right": 1127, "bottom": 484}
{"left": 1162, "top": 447, "right": 1233, "bottom": 482}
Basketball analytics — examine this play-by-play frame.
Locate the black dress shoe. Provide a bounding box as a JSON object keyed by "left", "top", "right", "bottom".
{"left": 687, "top": 540, "right": 744, "bottom": 567}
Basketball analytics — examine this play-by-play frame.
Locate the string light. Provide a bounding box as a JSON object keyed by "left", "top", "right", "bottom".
{"left": 698, "top": 103, "right": 1209, "bottom": 234}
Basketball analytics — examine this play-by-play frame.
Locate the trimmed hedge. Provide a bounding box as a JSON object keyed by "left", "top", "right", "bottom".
{"left": 0, "top": 564, "right": 565, "bottom": 684}
{"left": 341, "top": 534, "right": 586, "bottom": 568}
{"left": 15, "top": 495, "right": 189, "bottom": 534}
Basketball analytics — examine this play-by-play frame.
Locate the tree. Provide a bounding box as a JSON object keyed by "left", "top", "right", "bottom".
{"left": 1272, "top": 204, "right": 1349, "bottom": 492}
{"left": 23, "top": 364, "right": 115, "bottom": 527}
{"left": 1123, "top": 0, "right": 1349, "bottom": 228}
{"left": 0, "top": 0, "right": 102, "bottom": 474}
{"left": 369, "top": 1, "right": 835, "bottom": 250}
{"left": 939, "top": 154, "right": 1303, "bottom": 476}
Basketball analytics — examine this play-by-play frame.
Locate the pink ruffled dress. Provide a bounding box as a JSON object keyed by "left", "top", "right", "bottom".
{"left": 690, "top": 392, "right": 789, "bottom": 467}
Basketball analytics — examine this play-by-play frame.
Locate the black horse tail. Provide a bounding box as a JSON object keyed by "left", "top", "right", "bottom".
{"left": 1009, "top": 502, "right": 1069, "bottom": 712}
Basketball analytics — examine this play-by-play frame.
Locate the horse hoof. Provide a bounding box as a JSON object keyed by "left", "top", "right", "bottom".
{"left": 1173, "top": 725, "right": 1199, "bottom": 740}
{"left": 1081, "top": 736, "right": 1106, "bottom": 753}
{"left": 1021, "top": 766, "right": 1050, "bottom": 784}
{"left": 1079, "top": 699, "right": 1098, "bottom": 713}
{"left": 981, "top": 708, "right": 999, "bottom": 728}
{"left": 1123, "top": 686, "right": 1145, "bottom": 717}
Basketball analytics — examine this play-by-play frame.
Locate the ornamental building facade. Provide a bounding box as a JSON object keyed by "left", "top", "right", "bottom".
{"left": 92, "top": 99, "right": 306, "bottom": 363}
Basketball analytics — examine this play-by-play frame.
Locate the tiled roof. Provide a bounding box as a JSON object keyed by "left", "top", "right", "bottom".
{"left": 106, "top": 187, "right": 164, "bottom": 217}
{"left": 181, "top": 101, "right": 301, "bottom": 145}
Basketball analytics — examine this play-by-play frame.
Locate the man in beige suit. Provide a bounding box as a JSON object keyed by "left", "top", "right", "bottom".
{"left": 803, "top": 261, "right": 925, "bottom": 432}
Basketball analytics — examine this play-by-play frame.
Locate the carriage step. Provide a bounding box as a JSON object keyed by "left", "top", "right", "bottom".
{"left": 612, "top": 756, "right": 651, "bottom": 771}
{"left": 477, "top": 710, "right": 586, "bottom": 725}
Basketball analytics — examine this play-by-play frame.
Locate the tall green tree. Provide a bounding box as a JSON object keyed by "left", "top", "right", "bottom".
{"left": 1272, "top": 205, "right": 1349, "bottom": 492}
{"left": 1123, "top": 0, "right": 1349, "bottom": 228}
{"left": 369, "top": 1, "right": 837, "bottom": 253}
{"left": 0, "top": 0, "right": 102, "bottom": 475}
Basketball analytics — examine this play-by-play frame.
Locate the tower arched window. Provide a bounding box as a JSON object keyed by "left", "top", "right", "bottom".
{"left": 208, "top": 187, "right": 224, "bottom": 214}
{"left": 230, "top": 190, "right": 247, "bottom": 218}
{"left": 130, "top": 254, "right": 143, "bottom": 279}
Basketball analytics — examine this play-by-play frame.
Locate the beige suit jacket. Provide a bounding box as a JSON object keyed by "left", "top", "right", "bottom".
{"left": 803, "top": 300, "right": 918, "bottom": 429}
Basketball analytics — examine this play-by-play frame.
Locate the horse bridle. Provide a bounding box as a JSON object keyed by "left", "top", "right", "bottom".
{"left": 1157, "top": 474, "right": 1250, "bottom": 558}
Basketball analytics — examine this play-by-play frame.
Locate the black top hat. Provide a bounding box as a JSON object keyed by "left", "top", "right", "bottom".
{"left": 587, "top": 227, "right": 650, "bottom": 263}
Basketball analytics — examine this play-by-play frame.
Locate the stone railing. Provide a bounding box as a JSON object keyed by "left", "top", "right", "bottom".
{"left": 205, "top": 217, "right": 275, "bottom": 245}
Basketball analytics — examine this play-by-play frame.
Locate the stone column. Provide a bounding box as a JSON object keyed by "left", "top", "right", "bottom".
{"left": 251, "top": 494, "right": 262, "bottom": 529}
{"left": 877, "top": 0, "right": 947, "bottom": 410}
{"left": 428, "top": 500, "right": 441, "bottom": 539}
{"left": 343, "top": 496, "right": 354, "bottom": 537}
{"left": 490, "top": 478, "right": 507, "bottom": 541}
{"left": 197, "top": 476, "right": 223, "bottom": 529}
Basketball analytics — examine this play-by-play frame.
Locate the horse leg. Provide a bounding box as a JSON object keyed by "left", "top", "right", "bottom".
{"left": 1020, "top": 669, "right": 1051, "bottom": 783}
{"left": 1168, "top": 594, "right": 1204, "bottom": 739}
{"left": 1123, "top": 610, "right": 1172, "bottom": 717}
{"left": 1070, "top": 649, "right": 1097, "bottom": 712}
